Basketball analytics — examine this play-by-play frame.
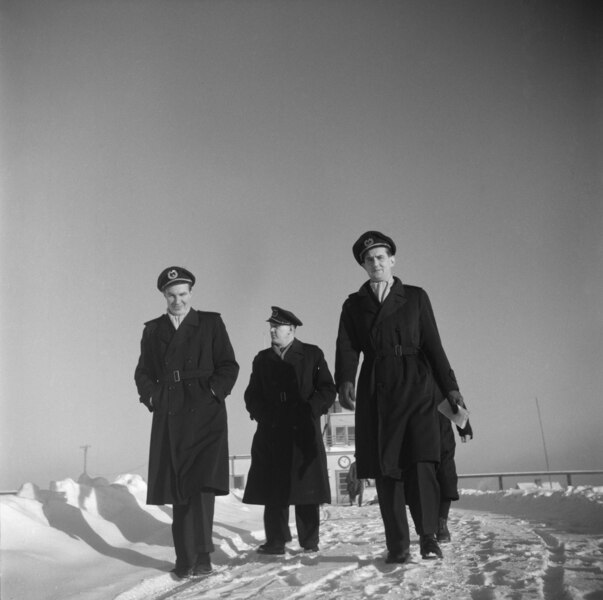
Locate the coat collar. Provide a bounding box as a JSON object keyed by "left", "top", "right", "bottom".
{"left": 357, "top": 276, "right": 404, "bottom": 301}
{"left": 266, "top": 337, "right": 304, "bottom": 363}
{"left": 285, "top": 337, "right": 304, "bottom": 357}
{"left": 158, "top": 309, "right": 201, "bottom": 361}
{"left": 356, "top": 277, "right": 406, "bottom": 329}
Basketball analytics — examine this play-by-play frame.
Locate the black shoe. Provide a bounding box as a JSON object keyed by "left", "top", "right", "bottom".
{"left": 437, "top": 518, "right": 451, "bottom": 543}
{"left": 420, "top": 534, "right": 443, "bottom": 559}
{"left": 170, "top": 565, "right": 192, "bottom": 579}
{"left": 191, "top": 552, "right": 213, "bottom": 576}
{"left": 385, "top": 550, "right": 411, "bottom": 564}
{"left": 257, "top": 542, "right": 286, "bottom": 555}
{"left": 303, "top": 545, "right": 319, "bottom": 553}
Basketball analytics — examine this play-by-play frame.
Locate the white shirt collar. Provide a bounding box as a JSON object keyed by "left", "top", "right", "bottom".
{"left": 370, "top": 277, "right": 394, "bottom": 303}
{"left": 168, "top": 307, "right": 191, "bottom": 329}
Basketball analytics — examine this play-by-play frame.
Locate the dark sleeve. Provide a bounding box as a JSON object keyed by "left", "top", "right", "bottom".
{"left": 134, "top": 325, "right": 158, "bottom": 410}
{"left": 335, "top": 299, "right": 361, "bottom": 388}
{"left": 418, "top": 289, "right": 459, "bottom": 395}
{"left": 307, "top": 348, "right": 337, "bottom": 418}
{"left": 244, "top": 354, "right": 264, "bottom": 422}
{"left": 208, "top": 315, "right": 240, "bottom": 401}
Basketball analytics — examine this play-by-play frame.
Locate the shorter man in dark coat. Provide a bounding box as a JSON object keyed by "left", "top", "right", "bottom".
{"left": 243, "top": 307, "right": 336, "bottom": 555}
{"left": 135, "top": 266, "right": 239, "bottom": 579}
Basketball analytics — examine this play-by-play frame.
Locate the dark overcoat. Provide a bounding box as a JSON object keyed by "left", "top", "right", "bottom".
{"left": 335, "top": 278, "right": 458, "bottom": 480}
{"left": 243, "top": 339, "right": 336, "bottom": 506}
{"left": 135, "top": 309, "right": 239, "bottom": 505}
{"left": 437, "top": 411, "right": 459, "bottom": 501}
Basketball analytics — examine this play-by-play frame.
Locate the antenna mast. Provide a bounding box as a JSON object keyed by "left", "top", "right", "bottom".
{"left": 534, "top": 397, "right": 552, "bottom": 487}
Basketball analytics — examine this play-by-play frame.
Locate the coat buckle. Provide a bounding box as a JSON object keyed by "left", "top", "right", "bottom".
{"left": 173, "top": 370, "right": 181, "bottom": 382}
{"left": 394, "top": 345, "right": 403, "bottom": 357}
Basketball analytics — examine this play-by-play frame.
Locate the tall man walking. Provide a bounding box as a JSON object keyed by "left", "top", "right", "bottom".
{"left": 335, "top": 232, "right": 466, "bottom": 563}
{"left": 135, "top": 266, "right": 239, "bottom": 578}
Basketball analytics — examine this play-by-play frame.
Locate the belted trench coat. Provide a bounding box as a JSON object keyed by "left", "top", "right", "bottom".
{"left": 243, "top": 339, "right": 336, "bottom": 506}
{"left": 335, "top": 278, "right": 458, "bottom": 480}
{"left": 135, "top": 309, "right": 239, "bottom": 505}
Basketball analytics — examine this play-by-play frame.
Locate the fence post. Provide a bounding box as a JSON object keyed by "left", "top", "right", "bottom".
{"left": 566, "top": 473, "right": 572, "bottom": 487}
{"left": 498, "top": 475, "right": 504, "bottom": 490}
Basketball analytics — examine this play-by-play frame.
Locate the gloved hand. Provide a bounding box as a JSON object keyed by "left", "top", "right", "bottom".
{"left": 447, "top": 390, "right": 466, "bottom": 414}
{"left": 142, "top": 397, "right": 154, "bottom": 412}
{"left": 338, "top": 382, "right": 356, "bottom": 410}
{"left": 457, "top": 419, "right": 473, "bottom": 442}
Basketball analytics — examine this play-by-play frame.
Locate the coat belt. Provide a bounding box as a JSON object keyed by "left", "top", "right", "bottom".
{"left": 368, "top": 345, "right": 418, "bottom": 359}
{"left": 391, "top": 345, "right": 417, "bottom": 357}
{"left": 159, "top": 369, "right": 208, "bottom": 383}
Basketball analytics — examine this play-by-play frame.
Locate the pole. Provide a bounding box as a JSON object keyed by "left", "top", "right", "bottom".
{"left": 80, "top": 445, "right": 91, "bottom": 475}
{"left": 534, "top": 398, "right": 552, "bottom": 488}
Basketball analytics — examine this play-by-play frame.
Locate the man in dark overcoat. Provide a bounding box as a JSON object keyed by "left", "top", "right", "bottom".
{"left": 335, "top": 231, "right": 467, "bottom": 563}
{"left": 436, "top": 405, "right": 473, "bottom": 542}
{"left": 135, "top": 266, "right": 239, "bottom": 578}
{"left": 345, "top": 460, "right": 365, "bottom": 506}
{"left": 243, "top": 307, "right": 336, "bottom": 555}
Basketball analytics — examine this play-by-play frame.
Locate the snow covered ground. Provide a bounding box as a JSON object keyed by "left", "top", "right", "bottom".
{"left": 1, "top": 474, "right": 602, "bottom": 599}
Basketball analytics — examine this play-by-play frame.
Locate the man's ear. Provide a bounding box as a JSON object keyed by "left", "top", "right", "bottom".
{"left": 390, "top": 255, "right": 396, "bottom": 267}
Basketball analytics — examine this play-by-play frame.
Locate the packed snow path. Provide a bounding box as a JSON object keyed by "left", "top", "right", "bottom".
{"left": 117, "top": 504, "right": 603, "bottom": 600}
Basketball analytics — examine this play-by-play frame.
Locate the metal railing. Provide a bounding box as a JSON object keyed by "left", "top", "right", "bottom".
{"left": 324, "top": 433, "right": 356, "bottom": 447}
{"left": 3, "top": 467, "right": 600, "bottom": 497}
{"left": 457, "top": 469, "right": 603, "bottom": 491}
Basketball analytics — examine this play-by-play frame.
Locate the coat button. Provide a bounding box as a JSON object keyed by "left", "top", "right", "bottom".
{"left": 169, "top": 386, "right": 174, "bottom": 391}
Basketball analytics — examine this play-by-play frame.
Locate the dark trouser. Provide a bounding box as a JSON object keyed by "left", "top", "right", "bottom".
{"left": 439, "top": 498, "right": 451, "bottom": 519}
{"left": 375, "top": 462, "right": 439, "bottom": 554}
{"left": 172, "top": 492, "right": 215, "bottom": 568}
{"left": 263, "top": 504, "right": 320, "bottom": 549}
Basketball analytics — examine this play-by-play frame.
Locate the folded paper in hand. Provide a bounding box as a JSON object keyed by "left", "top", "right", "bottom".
{"left": 438, "top": 399, "right": 470, "bottom": 429}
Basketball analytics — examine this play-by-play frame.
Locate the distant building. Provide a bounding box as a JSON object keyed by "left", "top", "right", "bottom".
{"left": 322, "top": 401, "right": 356, "bottom": 504}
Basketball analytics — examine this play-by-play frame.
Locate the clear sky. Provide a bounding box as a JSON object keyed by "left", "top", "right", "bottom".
{"left": 1, "top": 0, "right": 601, "bottom": 490}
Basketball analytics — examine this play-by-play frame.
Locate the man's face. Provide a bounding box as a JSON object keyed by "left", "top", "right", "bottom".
{"left": 163, "top": 283, "right": 192, "bottom": 316}
{"left": 269, "top": 323, "right": 295, "bottom": 348}
{"left": 362, "top": 247, "right": 395, "bottom": 282}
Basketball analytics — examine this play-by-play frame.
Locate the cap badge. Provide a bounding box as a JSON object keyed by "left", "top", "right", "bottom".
{"left": 167, "top": 269, "right": 178, "bottom": 280}
{"left": 364, "top": 238, "right": 374, "bottom": 247}
{"left": 272, "top": 309, "right": 278, "bottom": 317}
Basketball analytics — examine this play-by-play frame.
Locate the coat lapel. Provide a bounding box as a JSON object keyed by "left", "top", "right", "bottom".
{"left": 357, "top": 282, "right": 380, "bottom": 316}
{"left": 283, "top": 338, "right": 305, "bottom": 387}
{"left": 284, "top": 339, "right": 305, "bottom": 365}
{"left": 164, "top": 309, "right": 199, "bottom": 364}
{"left": 157, "top": 314, "right": 174, "bottom": 343}
{"left": 373, "top": 277, "right": 406, "bottom": 329}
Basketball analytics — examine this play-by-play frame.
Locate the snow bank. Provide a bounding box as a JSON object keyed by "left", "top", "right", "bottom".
{"left": 458, "top": 486, "right": 603, "bottom": 534}
{"left": 2, "top": 475, "right": 602, "bottom": 600}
